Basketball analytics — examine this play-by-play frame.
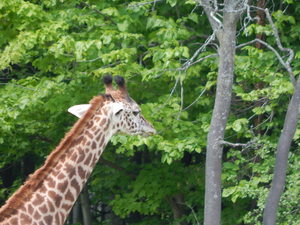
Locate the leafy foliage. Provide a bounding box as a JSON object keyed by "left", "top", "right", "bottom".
{"left": 0, "top": 0, "right": 300, "bottom": 224}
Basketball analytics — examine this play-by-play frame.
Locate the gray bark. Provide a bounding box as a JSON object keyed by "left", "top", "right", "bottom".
{"left": 72, "top": 200, "right": 81, "bottom": 224}
{"left": 201, "top": 1, "right": 242, "bottom": 224}
{"left": 263, "top": 75, "right": 300, "bottom": 224}
{"left": 80, "top": 186, "right": 92, "bottom": 225}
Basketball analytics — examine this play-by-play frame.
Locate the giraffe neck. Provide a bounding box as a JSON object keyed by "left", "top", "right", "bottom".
{"left": 0, "top": 97, "right": 115, "bottom": 225}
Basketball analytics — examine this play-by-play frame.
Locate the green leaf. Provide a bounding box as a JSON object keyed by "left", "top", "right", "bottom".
{"left": 167, "top": 0, "right": 177, "bottom": 7}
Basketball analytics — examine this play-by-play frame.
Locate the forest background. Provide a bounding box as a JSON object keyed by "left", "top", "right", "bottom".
{"left": 0, "top": 0, "right": 299, "bottom": 224}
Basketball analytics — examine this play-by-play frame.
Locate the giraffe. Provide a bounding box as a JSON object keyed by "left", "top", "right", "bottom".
{"left": 0, "top": 75, "right": 156, "bottom": 225}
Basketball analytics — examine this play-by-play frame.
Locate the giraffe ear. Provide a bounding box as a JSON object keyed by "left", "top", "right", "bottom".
{"left": 112, "top": 102, "right": 124, "bottom": 116}
{"left": 68, "top": 104, "right": 91, "bottom": 118}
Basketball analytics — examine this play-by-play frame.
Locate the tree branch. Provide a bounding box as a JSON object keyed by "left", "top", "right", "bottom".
{"left": 128, "top": 0, "right": 163, "bottom": 8}
{"left": 236, "top": 38, "right": 296, "bottom": 86}
{"left": 197, "top": 0, "right": 223, "bottom": 35}
{"left": 221, "top": 140, "right": 256, "bottom": 148}
{"left": 246, "top": 6, "right": 296, "bottom": 86}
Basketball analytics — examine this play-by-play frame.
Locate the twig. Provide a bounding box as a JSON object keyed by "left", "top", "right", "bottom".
{"left": 182, "top": 31, "right": 217, "bottom": 70}
{"left": 183, "top": 88, "right": 206, "bottom": 111}
{"left": 221, "top": 140, "right": 255, "bottom": 148}
{"left": 198, "top": 0, "right": 223, "bottom": 32}
{"left": 264, "top": 8, "right": 294, "bottom": 66}
{"left": 246, "top": 6, "right": 296, "bottom": 86}
{"left": 184, "top": 203, "right": 200, "bottom": 225}
{"left": 177, "top": 74, "right": 184, "bottom": 119}
{"left": 128, "top": 0, "right": 162, "bottom": 8}
{"left": 187, "top": 53, "right": 218, "bottom": 68}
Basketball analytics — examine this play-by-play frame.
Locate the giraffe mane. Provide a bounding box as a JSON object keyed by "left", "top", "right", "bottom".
{"left": 0, "top": 94, "right": 111, "bottom": 221}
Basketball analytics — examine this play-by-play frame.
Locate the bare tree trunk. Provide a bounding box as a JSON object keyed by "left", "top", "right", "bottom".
{"left": 263, "top": 75, "right": 300, "bottom": 224}
{"left": 254, "top": 0, "right": 266, "bottom": 135}
{"left": 72, "top": 200, "right": 81, "bottom": 224}
{"left": 168, "top": 194, "right": 187, "bottom": 225}
{"left": 204, "top": 10, "right": 239, "bottom": 225}
{"left": 198, "top": 1, "right": 245, "bottom": 224}
{"left": 80, "top": 186, "right": 92, "bottom": 225}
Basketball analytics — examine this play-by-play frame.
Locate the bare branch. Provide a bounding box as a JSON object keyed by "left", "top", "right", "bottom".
{"left": 187, "top": 53, "right": 218, "bottom": 68}
{"left": 236, "top": 38, "right": 296, "bottom": 86}
{"left": 183, "top": 88, "right": 206, "bottom": 111}
{"left": 178, "top": 202, "right": 200, "bottom": 225}
{"left": 182, "top": 32, "right": 217, "bottom": 71}
{"left": 221, "top": 139, "right": 256, "bottom": 148}
{"left": 264, "top": 8, "right": 294, "bottom": 66}
{"left": 128, "top": 0, "right": 163, "bottom": 8}
{"left": 197, "top": 0, "right": 223, "bottom": 33}
{"left": 244, "top": 6, "right": 296, "bottom": 86}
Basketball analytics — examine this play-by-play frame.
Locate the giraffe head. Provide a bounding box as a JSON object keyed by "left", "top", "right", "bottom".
{"left": 68, "top": 75, "right": 156, "bottom": 136}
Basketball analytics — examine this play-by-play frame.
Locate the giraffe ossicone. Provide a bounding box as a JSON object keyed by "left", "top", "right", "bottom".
{"left": 0, "top": 75, "right": 156, "bottom": 225}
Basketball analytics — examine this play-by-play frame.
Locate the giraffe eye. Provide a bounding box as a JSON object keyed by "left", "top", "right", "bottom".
{"left": 132, "top": 111, "right": 140, "bottom": 116}
{"left": 115, "top": 109, "right": 123, "bottom": 116}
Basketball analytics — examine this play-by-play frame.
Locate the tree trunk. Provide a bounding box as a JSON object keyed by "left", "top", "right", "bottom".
{"left": 72, "top": 200, "right": 81, "bottom": 224}
{"left": 80, "top": 186, "right": 92, "bottom": 225}
{"left": 168, "top": 194, "right": 187, "bottom": 225}
{"left": 263, "top": 75, "right": 300, "bottom": 224}
{"left": 254, "top": 0, "right": 266, "bottom": 135}
{"left": 204, "top": 7, "right": 239, "bottom": 225}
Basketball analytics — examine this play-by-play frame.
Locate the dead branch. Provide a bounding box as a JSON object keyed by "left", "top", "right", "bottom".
{"left": 221, "top": 138, "right": 258, "bottom": 148}
{"left": 237, "top": 38, "right": 296, "bottom": 86}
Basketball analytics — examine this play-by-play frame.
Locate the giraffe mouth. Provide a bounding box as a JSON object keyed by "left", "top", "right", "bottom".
{"left": 141, "top": 127, "right": 156, "bottom": 136}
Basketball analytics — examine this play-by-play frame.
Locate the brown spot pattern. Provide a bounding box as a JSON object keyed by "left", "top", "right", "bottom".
{"left": 64, "top": 163, "right": 76, "bottom": 178}
{"left": 55, "top": 213, "right": 60, "bottom": 225}
{"left": 92, "top": 141, "right": 97, "bottom": 150}
{"left": 48, "top": 201, "right": 55, "bottom": 212}
{"left": 38, "top": 204, "right": 48, "bottom": 214}
{"left": 75, "top": 135, "right": 83, "bottom": 145}
{"left": 96, "top": 134, "right": 102, "bottom": 142}
{"left": 77, "top": 148, "right": 85, "bottom": 163}
{"left": 82, "top": 136, "right": 87, "bottom": 145}
{"left": 87, "top": 121, "right": 94, "bottom": 129}
{"left": 70, "top": 152, "right": 78, "bottom": 162}
{"left": 57, "top": 180, "right": 68, "bottom": 193}
{"left": 27, "top": 204, "right": 34, "bottom": 214}
{"left": 62, "top": 203, "right": 72, "bottom": 212}
{"left": 44, "top": 215, "right": 53, "bottom": 224}
{"left": 46, "top": 176, "right": 56, "bottom": 189}
{"left": 85, "top": 130, "right": 93, "bottom": 139}
{"left": 33, "top": 210, "right": 41, "bottom": 220}
{"left": 48, "top": 190, "right": 56, "bottom": 200}
{"left": 84, "top": 154, "right": 92, "bottom": 165}
{"left": 20, "top": 213, "right": 32, "bottom": 224}
{"left": 57, "top": 172, "right": 65, "bottom": 180}
{"left": 10, "top": 217, "right": 18, "bottom": 225}
{"left": 100, "top": 118, "right": 107, "bottom": 126}
{"left": 65, "top": 190, "right": 74, "bottom": 202}
{"left": 55, "top": 195, "right": 63, "bottom": 208}
{"left": 71, "top": 178, "right": 80, "bottom": 195}
{"left": 90, "top": 154, "right": 98, "bottom": 167}
{"left": 77, "top": 166, "right": 86, "bottom": 180}
{"left": 32, "top": 193, "right": 44, "bottom": 206}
